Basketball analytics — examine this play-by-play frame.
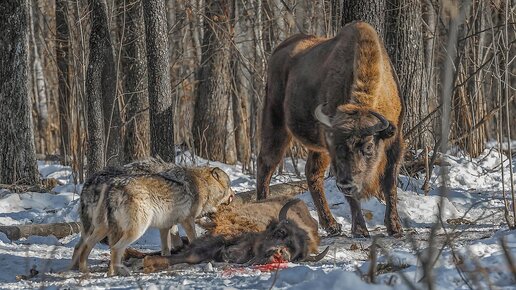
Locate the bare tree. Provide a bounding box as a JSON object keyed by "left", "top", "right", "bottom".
{"left": 29, "top": 0, "right": 50, "bottom": 155}
{"left": 120, "top": 0, "right": 150, "bottom": 162}
{"left": 0, "top": 0, "right": 39, "bottom": 185}
{"left": 385, "top": 0, "right": 430, "bottom": 149}
{"left": 85, "top": 0, "right": 117, "bottom": 176}
{"left": 232, "top": 1, "right": 252, "bottom": 171}
{"left": 193, "top": 0, "right": 237, "bottom": 164}
{"left": 142, "top": 0, "right": 175, "bottom": 162}
{"left": 451, "top": 0, "right": 488, "bottom": 157}
{"left": 56, "top": 0, "right": 71, "bottom": 164}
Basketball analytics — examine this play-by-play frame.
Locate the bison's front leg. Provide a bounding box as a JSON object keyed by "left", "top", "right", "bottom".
{"left": 382, "top": 139, "right": 403, "bottom": 236}
{"left": 345, "top": 195, "right": 369, "bottom": 238}
{"left": 306, "top": 151, "right": 342, "bottom": 235}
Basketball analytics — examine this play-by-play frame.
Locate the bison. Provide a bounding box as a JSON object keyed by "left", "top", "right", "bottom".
{"left": 200, "top": 196, "right": 320, "bottom": 255}
{"left": 142, "top": 199, "right": 329, "bottom": 272}
{"left": 257, "top": 21, "right": 404, "bottom": 237}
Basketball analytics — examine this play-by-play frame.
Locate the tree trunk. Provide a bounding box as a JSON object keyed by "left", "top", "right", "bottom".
{"left": 101, "top": 0, "right": 122, "bottom": 167}
{"left": 342, "top": 0, "right": 386, "bottom": 37}
{"left": 452, "top": 1, "right": 487, "bottom": 157}
{"left": 29, "top": 0, "right": 50, "bottom": 155}
{"left": 193, "top": 0, "right": 237, "bottom": 164}
{"left": 142, "top": 0, "right": 175, "bottom": 163}
{"left": 0, "top": 0, "right": 39, "bottom": 185}
{"left": 56, "top": 0, "right": 71, "bottom": 165}
{"left": 385, "top": 0, "right": 430, "bottom": 150}
{"left": 232, "top": 1, "right": 252, "bottom": 171}
{"left": 121, "top": 0, "right": 150, "bottom": 162}
{"left": 85, "top": 0, "right": 116, "bottom": 176}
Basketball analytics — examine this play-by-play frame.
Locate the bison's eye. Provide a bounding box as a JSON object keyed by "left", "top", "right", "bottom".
{"left": 362, "top": 142, "right": 374, "bottom": 155}
{"left": 336, "top": 145, "right": 346, "bottom": 153}
{"left": 274, "top": 229, "right": 287, "bottom": 238}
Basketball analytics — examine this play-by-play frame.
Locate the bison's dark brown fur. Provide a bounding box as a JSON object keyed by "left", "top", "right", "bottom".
{"left": 257, "top": 21, "right": 404, "bottom": 237}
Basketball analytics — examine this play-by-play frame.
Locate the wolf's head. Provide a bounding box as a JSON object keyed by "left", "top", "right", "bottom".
{"left": 200, "top": 167, "right": 235, "bottom": 214}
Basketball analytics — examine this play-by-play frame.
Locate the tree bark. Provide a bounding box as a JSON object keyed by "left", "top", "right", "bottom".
{"left": 193, "top": 0, "right": 237, "bottom": 164}
{"left": 0, "top": 0, "right": 39, "bottom": 185}
{"left": 142, "top": 0, "right": 175, "bottom": 163}
{"left": 56, "top": 0, "right": 71, "bottom": 165}
{"left": 232, "top": 1, "right": 252, "bottom": 171}
{"left": 121, "top": 0, "right": 150, "bottom": 162}
{"left": 101, "top": 0, "right": 122, "bottom": 167}
{"left": 85, "top": 0, "right": 116, "bottom": 176}
{"left": 342, "top": 0, "right": 386, "bottom": 37}
{"left": 452, "top": 1, "right": 487, "bottom": 157}
{"left": 385, "top": 0, "right": 430, "bottom": 149}
{"left": 29, "top": 0, "right": 49, "bottom": 155}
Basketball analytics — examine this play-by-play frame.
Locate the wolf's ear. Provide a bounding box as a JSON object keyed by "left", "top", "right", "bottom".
{"left": 211, "top": 167, "right": 224, "bottom": 181}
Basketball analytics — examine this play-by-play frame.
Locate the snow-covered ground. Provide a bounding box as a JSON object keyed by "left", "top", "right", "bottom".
{"left": 0, "top": 150, "right": 515, "bottom": 289}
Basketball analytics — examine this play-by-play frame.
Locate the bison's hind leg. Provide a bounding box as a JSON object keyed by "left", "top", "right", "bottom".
{"left": 257, "top": 97, "right": 292, "bottom": 200}
{"left": 306, "top": 151, "right": 342, "bottom": 236}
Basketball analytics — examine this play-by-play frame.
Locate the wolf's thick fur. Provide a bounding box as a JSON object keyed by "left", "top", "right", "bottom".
{"left": 72, "top": 159, "right": 234, "bottom": 275}
{"left": 200, "top": 196, "right": 320, "bottom": 254}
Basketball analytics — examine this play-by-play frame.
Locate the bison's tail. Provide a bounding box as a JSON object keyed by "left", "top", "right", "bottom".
{"left": 351, "top": 21, "right": 383, "bottom": 105}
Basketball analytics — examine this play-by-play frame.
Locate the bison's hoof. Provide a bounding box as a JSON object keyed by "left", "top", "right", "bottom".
{"left": 351, "top": 228, "right": 370, "bottom": 238}
{"left": 324, "top": 223, "right": 342, "bottom": 236}
{"left": 352, "top": 232, "right": 370, "bottom": 238}
{"left": 387, "top": 227, "right": 403, "bottom": 237}
{"left": 387, "top": 221, "right": 403, "bottom": 236}
{"left": 351, "top": 221, "right": 370, "bottom": 238}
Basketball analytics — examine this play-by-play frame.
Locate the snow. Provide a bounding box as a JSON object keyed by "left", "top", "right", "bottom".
{"left": 0, "top": 149, "right": 515, "bottom": 289}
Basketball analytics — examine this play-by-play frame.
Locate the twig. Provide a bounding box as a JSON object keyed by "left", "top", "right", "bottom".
{"left": 500, "top": 238, "right": 516, "bottom": 281}
{"left": 367, "top": 237, "right": 378, "bottom": 284}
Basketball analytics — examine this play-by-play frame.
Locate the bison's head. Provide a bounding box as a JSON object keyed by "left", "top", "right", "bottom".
{"left": 315, "top": 104, "right": 396, "bottom": 198}
{"left": 255, "top": 199, "right": 329, "bottom": 264}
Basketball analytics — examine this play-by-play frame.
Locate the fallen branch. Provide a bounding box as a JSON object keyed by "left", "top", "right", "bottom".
{"left": 233, "top": 180, "right": 308, "bottom": 204}
{"left": 0, "top": 222, "right": 81, "bottom": 241}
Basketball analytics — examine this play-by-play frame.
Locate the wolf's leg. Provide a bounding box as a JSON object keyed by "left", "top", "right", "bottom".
{"left": 170, "top": 225, "right": 184, "bottom": 250}
{"left": 70, "top": 235, "right": 85, "bottom": 270}
{"left": 182, "top": 219, "right": 197, "bottom": 243}
{"left": 159, "top": 228, "right": 171, "bottom": 256}
{"left": 109, "top": 229, "right": 145, "bottom": 276}
{"left": 78, "top": 225, "right": 108, "bottom": 273}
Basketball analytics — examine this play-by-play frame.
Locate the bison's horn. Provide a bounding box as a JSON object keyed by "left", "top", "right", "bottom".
{"left": 360, "top": 111, "right": 390, "bottom": 136}
{"left": 314, "top": 104, "right": 332, "bottom": 127}
{"left": 278, "top": 199, "right": 301, "bottom": 221}
{"left": 304, "top": 246, "right": 330, "bottom": 262}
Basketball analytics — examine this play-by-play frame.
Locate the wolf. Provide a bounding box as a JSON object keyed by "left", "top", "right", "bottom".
{"left": 71, "top": 160, "right": 234, "bottom": 275}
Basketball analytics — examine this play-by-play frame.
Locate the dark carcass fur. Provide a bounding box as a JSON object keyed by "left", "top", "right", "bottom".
{"left": 143, "top": 199, "right": 329, "bottom": 272}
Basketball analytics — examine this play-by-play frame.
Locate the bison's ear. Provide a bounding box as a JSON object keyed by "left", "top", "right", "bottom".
{"left": 377, "top": 122, "right": 396, "bottom": 139}
{"left": 211, "top": 167, "right": 225, "bottom": 181}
